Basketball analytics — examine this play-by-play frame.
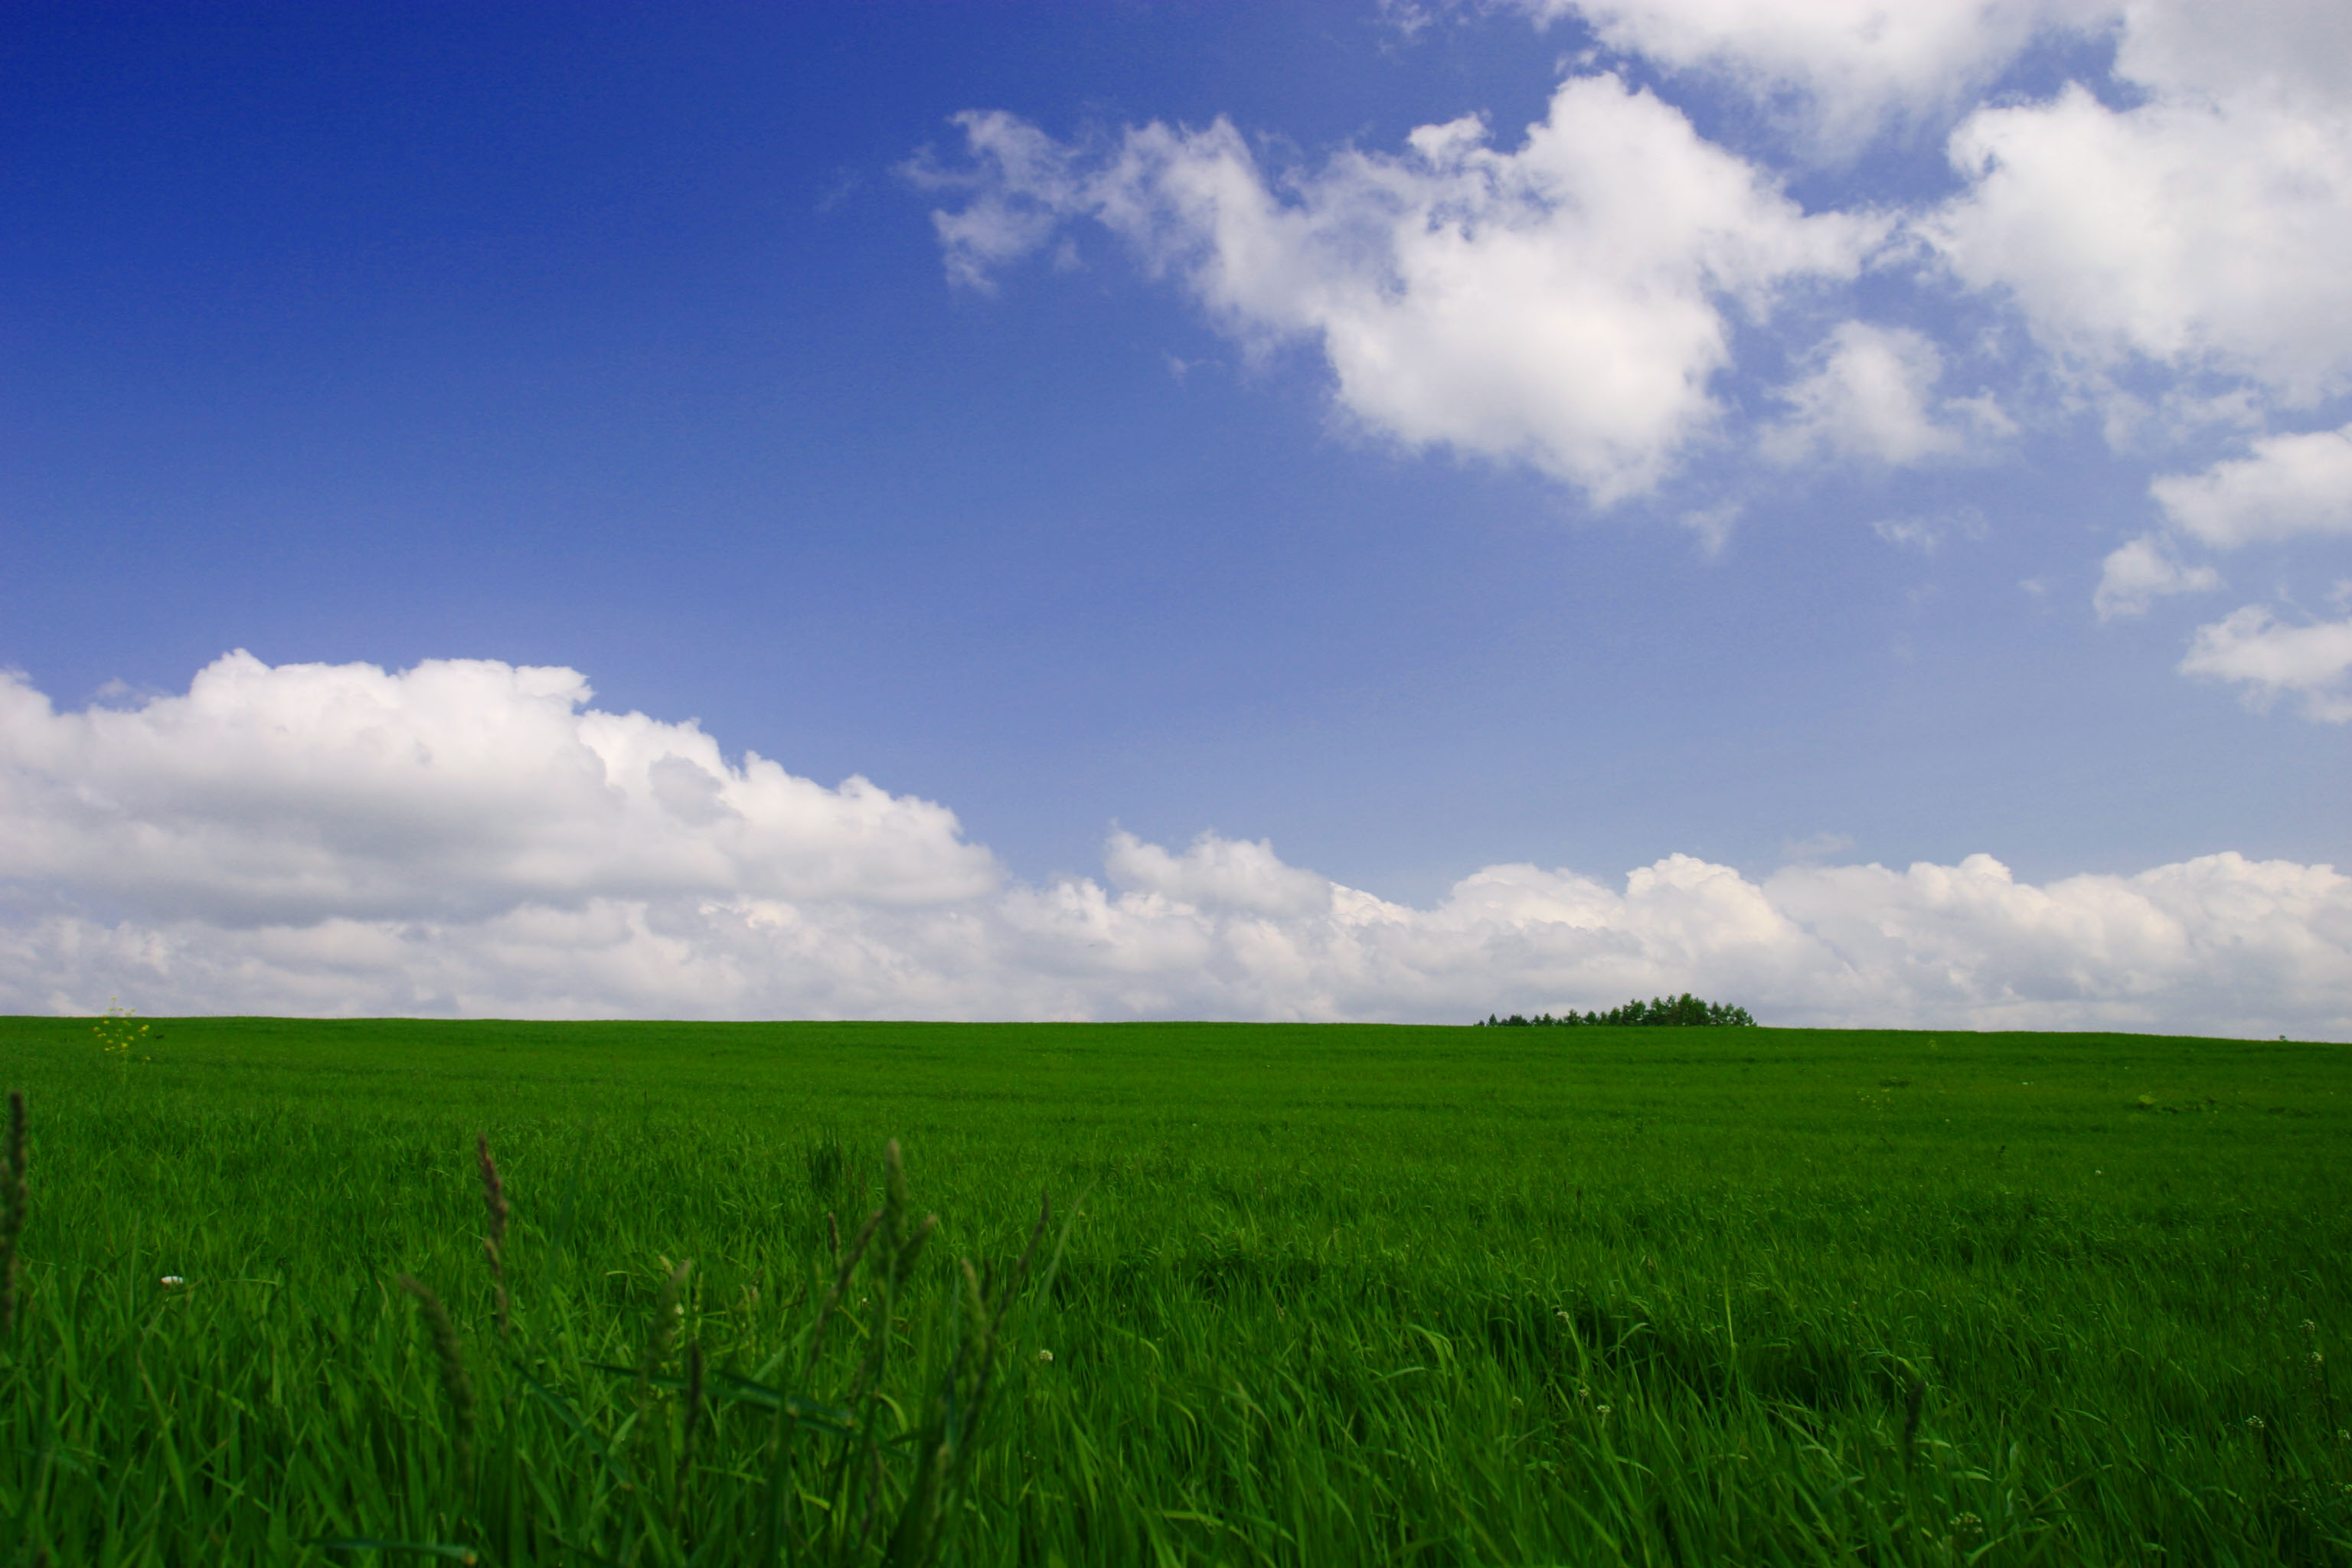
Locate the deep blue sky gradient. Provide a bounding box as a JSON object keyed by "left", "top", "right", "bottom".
{"left": 5, "top": 2, "right": 2339, "bottom": 903}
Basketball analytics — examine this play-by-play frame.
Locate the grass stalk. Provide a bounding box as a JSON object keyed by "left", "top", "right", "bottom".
{"left": 1, "top": 1091, "right": 24, "bottom": 1336}
{"left": 475, "top": 1133, "right": 510, "bottom": 1340}
{"left": 397, "top": 1274, "right": 478, "bottom": 1483}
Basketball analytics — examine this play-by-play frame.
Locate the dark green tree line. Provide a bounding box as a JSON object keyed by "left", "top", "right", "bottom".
{"left": 1478, "top": 993, "right": 1756, "bottom": 1028}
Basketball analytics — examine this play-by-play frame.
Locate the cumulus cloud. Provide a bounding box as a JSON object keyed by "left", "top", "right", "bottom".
{"left": 2151, "top": 423, "right": 2352, "bottom": 547}
{"left": 2178, "top": 606, "right": 2352, "bottom": 720}
{"left": 1472, "top": 2, "right": 2352, "bottom": 433}
{"left": 2112, "top": 0, "right": 2352, "bottom": 120}
{"left": 1104, "top": 829, "right": 1332, "bottom": 916}
{"left": 2093, "top": 534, "right": 2223, "bottom": 619}
{"left": 1927, "top": 3, "right": 2352, "bottom": 403}
{"left": 1512, "top": 0, "right": 2107, "bottom": 155}
{"left": 916, "top": 75, "right": 1882, "bottom": 501}
{"left": 1473, "top": 4, "right": 2352, "bottom": 408}
{"left": 1762, "top": 321, "right": 2003, "bottom": 466}
{"left": 0, "top": 652, "right": 999, "bottom": 926}
{"left": 3, "top": 657, "right": 2348, "bottom": 1038}
{"left": 1763, "top": 850, "right": 2352, "bottom": 1030}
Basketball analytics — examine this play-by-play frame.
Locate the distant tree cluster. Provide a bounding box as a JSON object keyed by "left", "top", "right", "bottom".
{"left": 1478, "top": 993, "right": 1756, "bottom": 1028}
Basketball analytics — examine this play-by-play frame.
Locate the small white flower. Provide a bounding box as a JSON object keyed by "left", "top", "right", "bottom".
{"left": 1037, "top": 1348, "right": 1054, "bottom": 1363}
{"left": 160, "top": 1276, "right": 185, "bottom": 1288}
{"left": 2246, "top": 1415, "right": 2265, "bottom": 1431}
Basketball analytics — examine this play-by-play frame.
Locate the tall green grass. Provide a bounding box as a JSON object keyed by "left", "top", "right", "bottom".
{"left": 1, "top": 1018, "right": 2347, "bottom": 1563}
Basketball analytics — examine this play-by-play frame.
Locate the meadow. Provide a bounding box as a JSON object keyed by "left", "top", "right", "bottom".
{"left": 0, "top": 1015, "right": 2346, "bottom": 1566}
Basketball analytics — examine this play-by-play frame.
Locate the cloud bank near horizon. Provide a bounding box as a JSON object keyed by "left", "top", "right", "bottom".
{"left": 3, "top": 655, "right": 2345, "bottom": 1039}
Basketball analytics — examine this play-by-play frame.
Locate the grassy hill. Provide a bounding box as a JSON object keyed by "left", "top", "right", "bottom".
{"left": 2, "top": 1017, "right": 2346, "bottom": 1563}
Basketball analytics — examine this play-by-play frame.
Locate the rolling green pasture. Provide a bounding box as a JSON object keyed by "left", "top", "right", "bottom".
{"left": 1, "top": 1017, "right": 2347, "bottom": 1565}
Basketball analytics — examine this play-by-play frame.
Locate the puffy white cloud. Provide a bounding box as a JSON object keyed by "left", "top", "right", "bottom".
{"left": 2178, "top": 606, "right": 2352, "bottom": 720}
{"left": 1471, "top": 3, "right": 2352, "bottom": 410}
{"left": 2093, "top": 534, "right": 2222, "bottom": 619}
{"left": 1514, "top": 0, "right": 2106, "bottom": 155}
{"left": 920, "top": 75, "right": 1882, "bottom": 501}
{"left": 1762, "top": 321, "right": 2001, "bottom": 466}
{"left": 0, "top": 652, "right": 999, "bottom": 926}
{"left": 1104, "top": 829, "right": 1333, "bottom": 916}
{"left": 2111, "top": 0, "right": 2352, "bottom": 118}
{"left": 1763, "top": 850, "right": 2352, "bottom": 1030}
{"left": 1927, "top": 4, "right": 2352, "bottom": 403}
{"left": 2151, "top": 423, "right": 2352, "bottom": 548}
{"left": 4, "top": 658, "right": 2348, "bottom": 1038}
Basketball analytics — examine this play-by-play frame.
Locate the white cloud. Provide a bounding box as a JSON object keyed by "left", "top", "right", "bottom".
{"left": 1474, "top": 4, "right": 2352, "bottom": 405}
{"left": 1870, "top": 510, "right": 1988, "bottom": 554}
{"left": 1871, "top": 519, "right": 1939, "bottom": 551}
{"left": 1104, "top": 829, "right": 1332, "bottom": 916}
{"left": 2111, "top": 0, "right": 2352, "bottom": 118}
{"left": 0, "top": 652, "right": 999, "bottom": 926}
{"left": 1763, "top": 322, "right": 1993, "bottom": 466}
{"left": 1763, "top": 849, "right": 2352, "bottom": 1030}
{"left": 2151, "top": 423, "right": 2352, "bottom": 547}
{"left": 908, "top": 114, "right": 1078, "bottom": 292}
{"left": 1927, "top": 4, "right": 2352, "bottom": 403}
{"left": 4, "top": 657, "right": 2349, "bottom": 1038}
{"left": 1781, "top": 829, "right": 1856, "bottom": 861}
{"left": 2093, "top": 534, "right": 2222, "bottom": 619}
{"left": 920, "top": 76, "right": 1883, "bottom": 502}
{"left": 2179, "top": 606, "right": 2352, "bottom": 720}
{"left": 1514, "top": 0, "right": 2107, "bottom": 155}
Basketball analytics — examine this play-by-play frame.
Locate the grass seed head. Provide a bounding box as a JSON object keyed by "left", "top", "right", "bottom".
{"left": 475, "top": 1134, "right": 508, "bottom": 1254}
{"left": 475, "top": 1133, "right": 510, "bottom": 1337}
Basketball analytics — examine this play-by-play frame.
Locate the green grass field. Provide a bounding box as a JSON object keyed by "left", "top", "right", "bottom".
{"left": 1, "top": 1017, "right": 2347, "bottom": 1565}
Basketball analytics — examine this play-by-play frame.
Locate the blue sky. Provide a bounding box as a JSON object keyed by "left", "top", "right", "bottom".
{"left": 4, "top": 2, "right": 2349, "bottom": 1031}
